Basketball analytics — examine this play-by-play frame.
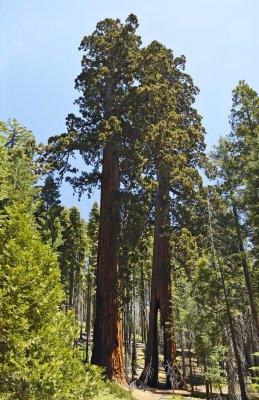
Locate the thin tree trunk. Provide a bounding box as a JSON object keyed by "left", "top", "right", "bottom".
{"left": 68, "top": 263, "right": 74, "bottom": 309}
{"left": 205, "top": 371, "right": 211, "bottom": 400}
{"left": 79, "top": 288, "right": 84, "bottom": 340}
{"left": 132, "top": 269, "right": 137, "bottom": 379}
{"left": 218, "top": 257, "right": 248, "bottom": 400}
{"left": 91, "top": 141, "right": 126, "bottom": 383}
{"left": 132, "top": 333, "right": 137, "bottom": 379}
{"left": 180, "top": 331, "right": 186, "bottom": 377}
{"left": 207, "top": 196, "right": 248, "bottom": 400}
{"left": 204, "top": 362, "right": 211, "bottom": 400}
{"left": 188, "top": 335, "right": 194, "bottom": 396}
{"left": 226, "top": 343, "right": 239, "bottom": 400}
{"left": 85, "top": 270, "right": 92, "bottom": 363}
{"left": 123, "top": 293, "right": 131, "bottom": 375}
{"left": 140, "top": 263, "right": 147, "bottom": 344}
{"left": 232, "top": 204, "right": 259, "bottom": 338}
{"left": 123, "top": 302, "right": 128, "bottom": 369}
{"left": 128, "top": 296, "right": 133, "bottom": 358}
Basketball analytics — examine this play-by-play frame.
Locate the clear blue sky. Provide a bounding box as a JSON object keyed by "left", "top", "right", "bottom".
{"left": 1, "top": 0, "right": 259, "bottom": 219}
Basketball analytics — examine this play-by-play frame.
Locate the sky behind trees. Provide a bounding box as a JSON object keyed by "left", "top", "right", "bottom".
{"left": 1, "top": 0, "right": 258, "bottom": 218}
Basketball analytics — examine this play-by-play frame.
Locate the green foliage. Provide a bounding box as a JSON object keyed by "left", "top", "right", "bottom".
{"left": 129, "top": 39, "right": 208, "bottom": 196}
{"left": 1, "top": 20, "right": 259, "bottom": 399}
{"left": 93, "top": 381, "right": 134, "bottom": 400}
{"left": 35, "top": 173, "right": 64, "bottom": 247}
{"left": 58, "top": 206, "right": 89, "bottom": 309}
{"left": 0, "top": 119, "right": 39, "bottom": 206}
{"left": 44, "top": 15, "right": 142, "bottom": 197}
{"left": 0, "top": 133, "right": 9, "bottom": 203}
{"left": 212, "top": 81, "right": 259, "bottom": 268}
{"left": 88, "top": 201, "right": 99, "bottom": 272}
{"left": 250, "top": 353, "right": 259, "bottom": 394}
{"left": 0, "top": 202, "right": 106, "bottom": 399}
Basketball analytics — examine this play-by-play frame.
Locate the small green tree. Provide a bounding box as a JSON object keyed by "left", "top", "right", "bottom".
{"left": 0, "top": 202, "right": 101, "bottom": 399}
{"left": 58, "top": 206, "right": 89, "bottom": 312}
{"left": 35, "top": 172, "right": 64, "bottom": 247}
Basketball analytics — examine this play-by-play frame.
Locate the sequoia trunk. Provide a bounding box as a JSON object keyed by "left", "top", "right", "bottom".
{"left": 142, "top": 170, "right": 176, "bottom": 387}
{"left": 91, "top": 141, "right": 126, "bottom": 383}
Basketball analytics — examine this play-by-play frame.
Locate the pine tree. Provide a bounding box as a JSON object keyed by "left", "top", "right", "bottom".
{"left": 0, "top": 119, "right": 38, "bottom": 205}
{"left": 211, "top": 82, "right": 259, "bottom": 339}
{"left": 35, "top": 172, "right": 64, "bottom": 247}
{"left": 58, "top": 206, "right": 89, "bottom": 314}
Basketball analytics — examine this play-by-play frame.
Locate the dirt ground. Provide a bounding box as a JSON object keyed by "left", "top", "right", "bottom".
{"left": 129, "top": 340, "right": 228, "bottom": 400}
{"left": 131, "top": 387, "right": 191, "bottom": 400}
{"left": 130, "top": 341, "right": 193, "bottom": 399}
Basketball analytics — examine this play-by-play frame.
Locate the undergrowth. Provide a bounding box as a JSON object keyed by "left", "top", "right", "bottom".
{"left": 93, "top": 380, "right": 134, "bottom": 400}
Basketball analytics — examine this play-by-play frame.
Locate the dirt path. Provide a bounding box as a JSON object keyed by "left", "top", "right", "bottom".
{"left": 131, "top": 387, "right": 191, "bottom": 400}
{"left": 131, "top": 340, "right": 192, "bottom": 399}
{"left": 131, "top": 388, "right": 172, "bottom": 400}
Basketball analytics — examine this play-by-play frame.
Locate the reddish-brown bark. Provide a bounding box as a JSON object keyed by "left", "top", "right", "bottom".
{"left": 91, "top": 141, "right": 126, "bottom": 383}
{"left": 141, "top": 170, "right": 176, "bottom": 387}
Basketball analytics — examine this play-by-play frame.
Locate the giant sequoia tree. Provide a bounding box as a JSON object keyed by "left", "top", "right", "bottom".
{"left": 131, "top": 41, "right": 208, "bottom": 386}
{"left": 46, "top": 15, "right": 141, "bottom": 382}
{"left": 45, "top": 26, "right": 208, "bottom": 384}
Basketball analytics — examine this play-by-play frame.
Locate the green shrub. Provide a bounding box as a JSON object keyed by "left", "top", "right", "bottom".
{"left": 0, "top": 203, "right": 104, "bottom": 399}
{"left": 93, "top": 380, "right": 134, "bottom": 400}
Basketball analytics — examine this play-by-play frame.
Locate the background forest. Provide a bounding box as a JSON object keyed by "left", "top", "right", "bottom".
{"left": 1, "top": 7, "right": 259, "bottom": 400}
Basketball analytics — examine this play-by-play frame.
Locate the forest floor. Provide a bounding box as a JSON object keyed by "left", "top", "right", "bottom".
{"left": 131, "top": 387, "right": 191, "bottom": 400}
{"left": 128, "top": 340, "right": 227, "bottom": 400}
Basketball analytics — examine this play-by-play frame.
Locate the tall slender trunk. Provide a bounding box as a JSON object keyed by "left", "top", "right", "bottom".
{"left": 123, "top": 292, "right": 131, "bottom": 374}
{"left": 204, "top": 363, "right": 211, "bottom": 400}
{"left": 188, "top": 335, "right": 194, "bottom": 395}
{"left": 140, "top": 263, "right": 147, "bottom": 345}
{"left": 85, "top": 270, "right": 92, "bottom": 363}
{"left": 180, "top": 331, "right": 186, "bottom": 377}
{"left": 232, "top": 204, "right": 259, "bottom": 338}
{"left": 68, "top": 262, "right": 74, "bottom": 309}
{"left": 132, "top": 269, "right": 137, "bottom": 379}
{"left": 226, "top": 345, "right": 239, "bottom": 400}
{"left": 218, "top": 257, "right": 248, "bottom": 400}
{"left": 132, "top": 332, "right": 137, "bottom": 379}
{"left": 142, "top": 170, "right": 176, "bottom": 387}
{"left": 91, "top": 141, "right": 126, "bottom": 383}
{"left": 207, "top": 196, "right": 247, "bottom": 399}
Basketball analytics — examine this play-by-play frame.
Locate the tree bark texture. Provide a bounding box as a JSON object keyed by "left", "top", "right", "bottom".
{"left": 142, "top": 170, "right": 176, "bottom": 387}
{"left": 91, "top": 141, "right": 126, "bottom": 383}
